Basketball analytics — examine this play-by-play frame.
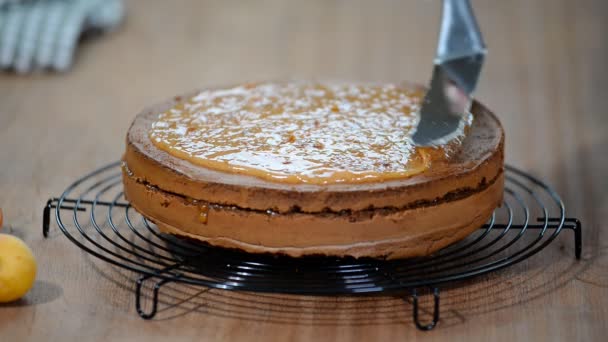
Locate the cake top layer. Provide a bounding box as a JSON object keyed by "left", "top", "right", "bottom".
{"left": 148, "top": 82, "right": 468, "bottom": 184}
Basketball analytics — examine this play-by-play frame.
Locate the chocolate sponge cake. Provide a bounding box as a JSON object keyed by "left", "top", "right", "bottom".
{"left": 122, "top": 82, "right": 504, "bottom": 259}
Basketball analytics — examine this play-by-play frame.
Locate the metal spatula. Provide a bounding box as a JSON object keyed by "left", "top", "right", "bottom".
{"left": 412, "top": 0, "right": 487, "bottom": 146}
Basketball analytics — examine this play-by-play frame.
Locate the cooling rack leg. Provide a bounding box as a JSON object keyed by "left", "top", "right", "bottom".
{"left": 566, "top": 218, "right": 582, "bottom": 260}
{"left": 135, "top": 274, "right": 174, "bottom": 320}
{"left": 42, "top": 199, "right": 56, "bottom": 238}
{"left": 134, "top": 264, "right": 182, "bottom": 320}
{"left": 409, "top": 287, "right": 440, "bottom": 331}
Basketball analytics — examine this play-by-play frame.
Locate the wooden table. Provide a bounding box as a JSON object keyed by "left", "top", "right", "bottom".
{"left": 1, "top": 0, "right": 607, "bottom": 340}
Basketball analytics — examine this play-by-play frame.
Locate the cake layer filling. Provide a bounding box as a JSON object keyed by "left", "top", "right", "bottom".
{"left": 122, "top": 168, "right": 504, "bottom": 258}
{"left": 123, "top": 161, "right": 502, "bottom": 216}
{"left": 148, "top": 82, "right": 470, "bottom": 185}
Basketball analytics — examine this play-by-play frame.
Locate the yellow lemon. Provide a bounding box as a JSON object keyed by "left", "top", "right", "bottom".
{"left": 0, "top": 234, "right": 37, "bottom": 302}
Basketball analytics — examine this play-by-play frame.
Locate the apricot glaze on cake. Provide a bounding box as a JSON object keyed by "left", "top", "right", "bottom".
{"left": 122, "top": 81, "right": 504, "bottom": 259}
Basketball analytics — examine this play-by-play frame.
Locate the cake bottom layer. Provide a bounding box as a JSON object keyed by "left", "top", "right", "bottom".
{"left": 122, "top": 172, "right": 504, "bottom": 259}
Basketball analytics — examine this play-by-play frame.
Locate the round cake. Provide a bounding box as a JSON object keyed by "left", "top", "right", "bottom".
{"left": 122, "top": 81, "right": 504, "bottom": 259}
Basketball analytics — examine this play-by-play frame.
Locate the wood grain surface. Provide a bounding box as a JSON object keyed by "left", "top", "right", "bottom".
{"left": 1, "top": 0, "right": 607, "bottom": 341}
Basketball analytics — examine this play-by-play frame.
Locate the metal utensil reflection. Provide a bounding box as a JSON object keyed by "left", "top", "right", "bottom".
{"left": 412, "top": 0, "right": 486, "bottom": 146}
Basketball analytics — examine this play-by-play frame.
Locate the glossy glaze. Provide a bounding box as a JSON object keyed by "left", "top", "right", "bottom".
{"left": 149, "top": 82, "right": 466, "bottom": 184}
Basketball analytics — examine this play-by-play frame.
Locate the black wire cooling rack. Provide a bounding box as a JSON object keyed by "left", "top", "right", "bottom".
{"left": 43, "top": 161, "right": 581, "bottom": 331}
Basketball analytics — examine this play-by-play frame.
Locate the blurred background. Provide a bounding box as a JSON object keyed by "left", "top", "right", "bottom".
{"left": 1, "top": 1, "right": 607, "bottom": 340}
{"left": 0, "top": 0, "right": 607, "bottom": 240}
